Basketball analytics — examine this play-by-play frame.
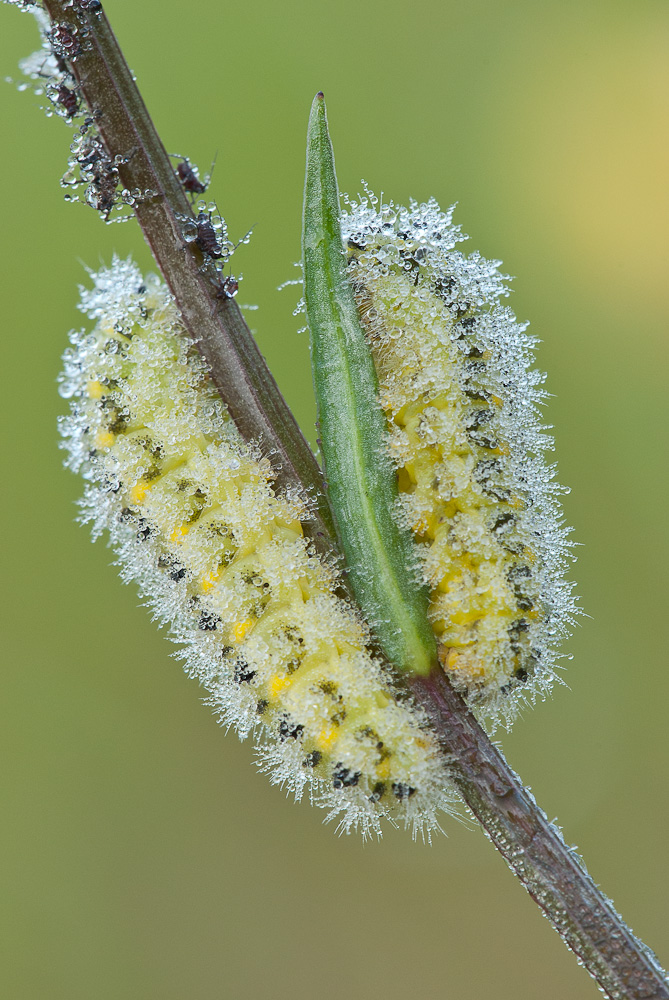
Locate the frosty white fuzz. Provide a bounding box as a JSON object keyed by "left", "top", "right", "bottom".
{"left": 59, "top": 257, "right": 456, "bottom": 837}
{"left": 341, "top": 192, "right": 577, "bottom": 721}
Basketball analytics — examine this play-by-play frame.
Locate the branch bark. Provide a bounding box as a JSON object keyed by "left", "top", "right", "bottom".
{"left": 41, "top": 0, "right": 336, "bottom": 554}
{"left": 25, "top": 3, "right": 669, "bottom": 997}
{"left": 409, "top": 670, "right": 669, "bottom": 1000}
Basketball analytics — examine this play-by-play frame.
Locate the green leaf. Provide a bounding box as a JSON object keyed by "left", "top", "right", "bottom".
{"left": 302, "top": 93, "right": 436, "bottom": 677}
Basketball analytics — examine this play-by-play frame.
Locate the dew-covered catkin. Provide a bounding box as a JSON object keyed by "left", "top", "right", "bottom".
{"left": 59, "top": 257, "right": 456, "bottom": 837}
{"left": 341, "top": 193, "right": 577, "bottom": 722}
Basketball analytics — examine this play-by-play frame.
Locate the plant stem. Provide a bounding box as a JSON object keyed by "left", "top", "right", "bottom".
{"left": 409, "top": 669, "right": 669, "bottom": 1000}
{"left": 25, "top": 3, "right": 669, "bottom": 997}
{"left": 40, "top": 0, "right": 335, "bottom": 554}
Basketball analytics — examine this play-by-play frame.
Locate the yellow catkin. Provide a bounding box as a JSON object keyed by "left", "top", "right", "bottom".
{"left": 59, "top": 258, "right": 456, "bottom": 837}
{"left": 341, "top": 193, "right": 576, "bottom": 720}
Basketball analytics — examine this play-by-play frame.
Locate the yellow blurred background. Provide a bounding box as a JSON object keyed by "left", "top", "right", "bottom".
{"left": 1, "top": 1, "right": 667, "bottom": 997}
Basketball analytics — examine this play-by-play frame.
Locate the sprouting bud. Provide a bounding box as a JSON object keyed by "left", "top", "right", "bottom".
{"left": 59, "top": 257, "right": 457, "bottom": 838}
{"left": 340, "top": 191, "right": 578, "bottom": 721}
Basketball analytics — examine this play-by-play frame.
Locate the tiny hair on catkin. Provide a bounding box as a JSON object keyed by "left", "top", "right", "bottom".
{"left": 58, "top": 257, "right": 457, "bottom": 838}
{"left": 340, "top": 188, "right": 578, "bottom": 724}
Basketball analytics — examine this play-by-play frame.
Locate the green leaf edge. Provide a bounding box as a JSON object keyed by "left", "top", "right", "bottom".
{"left": 302, "top": 92, "right": 436, "bottom": 677}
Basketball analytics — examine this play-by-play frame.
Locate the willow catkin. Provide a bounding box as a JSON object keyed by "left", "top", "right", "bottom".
{"left": 341, "top": 192, "right": 577, "bottom": 721}
{"left": 58, "top": 257, "right": 456, "bottom": 838}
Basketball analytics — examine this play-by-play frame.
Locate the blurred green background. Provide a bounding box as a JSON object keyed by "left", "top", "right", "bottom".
{"left": 1, "top": 1, "right": 667, "bottom": 997}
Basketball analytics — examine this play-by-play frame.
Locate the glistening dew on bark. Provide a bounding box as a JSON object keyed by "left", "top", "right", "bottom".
{"left": 58, "top": 258, "right": 458, "bottom": 838}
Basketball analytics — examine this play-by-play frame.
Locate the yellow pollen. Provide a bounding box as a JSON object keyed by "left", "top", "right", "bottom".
{"left": 169, "top": 524, "right": 190, "bottom": 544}
{"left": 451, "top": 609, "right": 483, "bottom": 626}
{"left": 94, "top": 429, "right": 115, "bottom": 450}
{"left": 268, "top": 673, "right": 290, "bottom": 698}
{"left": 87, "top": 380, "right": 104, "bottom": 399}
{"left": 130, "top": 481, "right": 150, "bottom": 504}
{"left": 232, "top": 618, "right": 254, "bottom": 644}
{"left": 375, "top": 758, "right": 391, "bottom": 780}
{"left": 315, "top": 726, "right": 337, "bottom": 751}
{"left": 440, "top": 647, "right": 464, "bottom": 671}
{"left": 200, "top": 570, "right": 221, "bottom": 593}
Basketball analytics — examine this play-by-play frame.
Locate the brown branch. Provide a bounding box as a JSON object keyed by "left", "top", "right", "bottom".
{"left": 40, "top": 0, "right": 336, "bottom": 555}
{"left": 19, "top": 3, "right": 669, "bottom": 997}
{"left": 409, "top": 669, "right": 669, "bottom": 1000}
